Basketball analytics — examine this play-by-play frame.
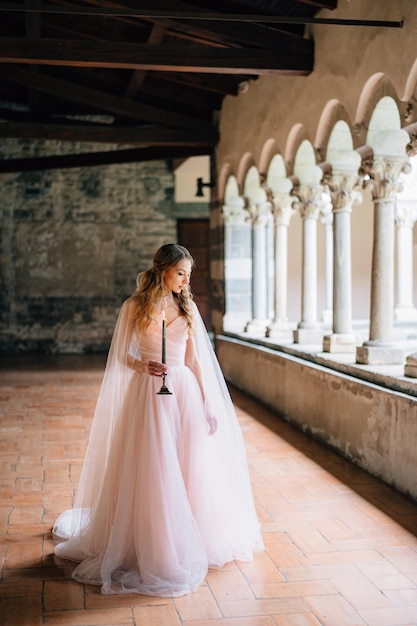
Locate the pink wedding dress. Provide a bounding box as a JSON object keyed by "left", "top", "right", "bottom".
{"left": 53, "top": 298, "right": 263, "bottom": 597}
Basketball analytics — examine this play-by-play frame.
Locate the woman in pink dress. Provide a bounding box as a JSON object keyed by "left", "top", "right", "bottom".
{"left": 53, "top": 243, "right": 263, "bottom": 597}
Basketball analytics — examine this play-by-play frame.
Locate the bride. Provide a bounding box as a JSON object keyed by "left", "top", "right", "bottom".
{"left": 53, "top": 243, "right": 264, "bottom": 597}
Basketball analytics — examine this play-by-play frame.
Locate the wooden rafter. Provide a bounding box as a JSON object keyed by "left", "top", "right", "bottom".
{"left": 0, "top": 4, "right": 402, "bottom": 28}
{"left": 0, "top": 121, "right": 218, "bottom": 146}
{"left": 0, "top": 65, "right": 214, "bottom": 130}
{"left": 0, "top": 38, "right": 314, "bottom": 75}
{"left": 0, "top": 0, "right": 352, "bottom": 167}
{"left": 296, "top": 0, "right": 337, "bottom": 8}
{"left": 125, "top": 23, "right": 166, "bottom": 99}
{"left": 0, "top": 145, "right": 210, "bottom": 173}
{"left": 154, "top": 71, "right": 245, "bottom": 97}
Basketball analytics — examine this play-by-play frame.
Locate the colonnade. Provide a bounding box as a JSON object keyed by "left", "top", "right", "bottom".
{"left": 222, "top": 99, "right": 417, "bottom": 373}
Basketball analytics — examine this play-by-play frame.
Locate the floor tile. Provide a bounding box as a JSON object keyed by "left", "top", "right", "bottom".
{"left": 1, "top": 355, "right": 417, "bottom": 625}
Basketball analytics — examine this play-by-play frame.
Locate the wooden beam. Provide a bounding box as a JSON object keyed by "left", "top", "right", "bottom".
{"left": 0, "top": 121, "right": 218, "bottom": 146}
{"left": 0, "top": 4, "right": 403, "bottom": 28}
{"left": 132, "top": 16, "right": 310, "bottom": 53}
{"left": 125, "top": 23, "right": 166, "bottom": 99}
{"left": 0, "top": 108, "right": 107, "bottom": 124}
{"left": 0, "top": 146, "right": 210, "bottom": 173}
{"left": 297, "top": 0, "right": 337, "bottom": 9}
{"left": 0, "top": 38, "right": 314, "bottom": 75}
{"left": 39, "top": 18, "right": 251, "bottom": 97}
{"left": 24, "top": 0, "right": 41, "bottom": 38}
{"left": 24, "top": 0, "right": 42, "bottom": 111}
{"left": 142, "top": 76, "right": 223, "bottom": 112}
{"left": 0, "top": 65, "right": 213, "bottom": 131}
{"left": 154, "top": 71, "right": 246, "bottom": 96}
{"left": 42, "top": 0, "right": 311, "bottom": 52}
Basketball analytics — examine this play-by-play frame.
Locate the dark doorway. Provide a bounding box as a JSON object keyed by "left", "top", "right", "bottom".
{"left": 177, "top": 219, "right": 211, "bottom": 330}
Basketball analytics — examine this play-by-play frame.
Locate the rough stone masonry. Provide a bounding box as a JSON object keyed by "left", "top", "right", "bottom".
{"left": 0, "top": 138, "right": 179, "bottom": 353}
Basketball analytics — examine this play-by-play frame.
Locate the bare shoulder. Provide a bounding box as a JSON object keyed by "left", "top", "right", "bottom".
{"left": 122, "top": 296, "right": 140, "bottom": 317}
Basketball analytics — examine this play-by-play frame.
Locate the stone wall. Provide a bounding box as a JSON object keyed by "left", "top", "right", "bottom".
{"left": 217, "top": 335, "right": 417, "bottom": 501}
{"left": 0, "top": 139, "right": 180, "bottom": 353}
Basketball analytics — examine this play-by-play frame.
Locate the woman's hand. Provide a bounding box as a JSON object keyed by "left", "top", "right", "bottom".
{"left": 205, "top": 401, "right": 218, "bottom": 435}
{"left": 147, "top": 361, "right": 168, "bottom": 377}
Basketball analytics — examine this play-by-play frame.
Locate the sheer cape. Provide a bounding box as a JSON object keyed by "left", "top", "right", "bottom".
{"left": 53, "top": 297, "right": 264, "bottom": 596}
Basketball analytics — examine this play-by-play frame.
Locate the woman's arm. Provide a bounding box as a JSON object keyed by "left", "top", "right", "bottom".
{"left": 127, "top": 354, "right": 166, "bottom": 376}
{"left": 121, "top": 300, "right": 166, "bottom": 376}
{"left": 185, "top": 335, "right": 204, "bottom": 399}
{"left": 114, "top": 298, "right": 148, "bottom": 374}
{"left": 185, "top": 335, "right": 217, "bottom": 434}
{"left": 127, "top": 354, "right": 147, "bottom": 373}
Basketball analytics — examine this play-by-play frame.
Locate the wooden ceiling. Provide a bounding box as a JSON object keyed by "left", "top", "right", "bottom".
{"left": 0, "top": 0, "right": 396, "bottom": 173}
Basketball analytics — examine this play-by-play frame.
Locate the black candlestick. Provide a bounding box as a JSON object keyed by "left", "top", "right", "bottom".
{"left": 157, "top": 311, "right": 172, "bottom": 395}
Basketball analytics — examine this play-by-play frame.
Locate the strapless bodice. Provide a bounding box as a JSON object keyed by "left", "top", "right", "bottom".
{"left": 136, "top": 316, "right": 188, "bottom": 366}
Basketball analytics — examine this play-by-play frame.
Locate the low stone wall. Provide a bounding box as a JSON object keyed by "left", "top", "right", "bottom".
{"left": 217, "top": 335, "right": 417, "bottom": 501}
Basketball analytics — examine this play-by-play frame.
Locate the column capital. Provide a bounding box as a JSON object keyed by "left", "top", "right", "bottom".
{"left": 319, "top": 190, "right": 333, "bottom": 227}
{"left": 327, "top": 172, "right": 362, "bottom": 213}
{"left": 365, "top": 156, "right": 410, "bottom": 202}
{"left": 395, "top": 202, "right": 417, "bottom": 228}
{"left": 222, "top": 197, "right": 248, "bottom": 225}
{"left": 245, "top": 198, "right": 272, "bottom": 226}
{"left": 271, "top": 194, "right": 296, "bottom": 226}
{"left": 292, "top": 184, "right": 323, "bottom": 220}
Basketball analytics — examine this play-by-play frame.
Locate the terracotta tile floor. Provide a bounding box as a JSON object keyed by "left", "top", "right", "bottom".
{"left": 1, "top": 355, "right": 417, "bottom": 626}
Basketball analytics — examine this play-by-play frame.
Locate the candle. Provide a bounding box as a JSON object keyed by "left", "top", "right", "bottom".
{"left": 161, "top": 309, "right": 166, "bottom": 364}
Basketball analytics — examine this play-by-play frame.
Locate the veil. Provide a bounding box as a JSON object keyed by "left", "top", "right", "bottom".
{"left": 53, "top": 298, "right": 139, "bottom": 539}
{"left": 191, "top": 303, "right": 264, "bottom": 557}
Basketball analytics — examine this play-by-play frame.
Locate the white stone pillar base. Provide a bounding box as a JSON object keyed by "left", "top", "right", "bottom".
{"left": 323, "top": 333, "right": 358, "bottom": 353}
{"left": 404, "top": 364, "right": 417, "bottom": 377}
{"left": 222, "top": 313, "right": 248, "bottom": 333}
{"left": 293, "top": 328, "right": 325, "bottom": 345}
{"left": 394, "top": 306, "right": 417, "bottom": 322}
{"left": 266, "top": 323, "right": 294, "bottom": 344}
{"left": 245, "top": 319, "right": 269, "bottom": 335}
{"left": 404, "top": 352, "right": 417, "bottom": 378}
{"left": 356, "top": 344, "right": 405, "bottom": 365}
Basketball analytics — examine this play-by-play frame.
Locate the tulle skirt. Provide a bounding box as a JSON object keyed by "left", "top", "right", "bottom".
{"left": 53, "top": 365, "right": 262, "bottom": 597}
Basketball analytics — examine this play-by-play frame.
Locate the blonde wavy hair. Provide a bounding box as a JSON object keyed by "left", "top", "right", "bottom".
{"left": 132, "top": 243, "right": 195, "bottom": 334}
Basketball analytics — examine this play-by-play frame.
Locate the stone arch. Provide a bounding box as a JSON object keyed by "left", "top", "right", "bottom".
{"left": 223, "top": 174, "right": 241, "bottom": 206}
{"left": 243, "top": 164, "right": 262, "bottom": 202}
{"left": 403, "top": 57, "right": 417, "bottom": 124}
{"left": 258, "top": 138, "right": 282, "bottom": 178}
{"left": 367, "top": 96, "right": 409, "bottom": 157}
{"left": 218, "top": 162, "right": 234, "bottom": 201}
{"left": 355, "top": 73, "right": 404, "bottom": 146}
{"left": 294, "top": 139, "right": 323, "bottom": 186}
{"left": 315, "top": 99, "right": 355, "bottom": 162}
{"left": 236, "top": 152, "right": 256, "bottom": 192}
{"left": 285, "top": 123, "right": 312, "bottom": 175}
{"left": 266, "top": 154, "right": 292, "bottom": 195}
{"left": 326, "top": 120, "right": 361, "bottom": 174}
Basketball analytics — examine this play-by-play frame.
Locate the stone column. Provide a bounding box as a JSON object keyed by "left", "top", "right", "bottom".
{"left": 266, "top": 194, "right": 296, "bottom": 342}
{"left": 293, "top": 187, "right": 325, "bottom": 344}
{"left": 323, "top": 173, "right": 362, "bottom": 353}
{"left": 394, "top": 203, "right": 417, "bottom": 322}
{"left": 319, "top": 194, "right": 333, "bottom": 326}
{"left": 222, "top": 197, "right": 251, "bottom": 332}
{"left": 245, "top": 198, "right": 272, "bottom": 334}
{"left": 356, "top": 156, "right": 409, "bottom": 365}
